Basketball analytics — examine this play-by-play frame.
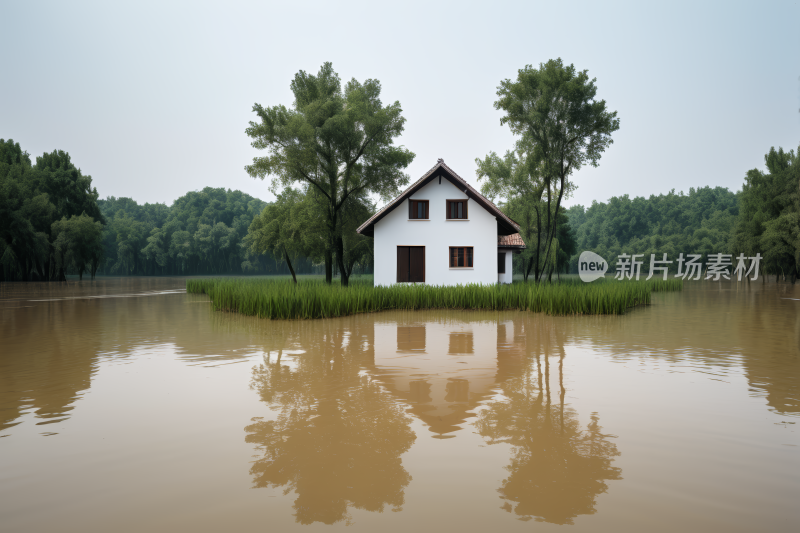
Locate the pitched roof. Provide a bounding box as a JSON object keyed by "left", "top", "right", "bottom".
{"left": 498, "top": 233, "right": 526, "bottom": 248}
{"left": 356, "top": 159, "right": 521, "bottom": 237}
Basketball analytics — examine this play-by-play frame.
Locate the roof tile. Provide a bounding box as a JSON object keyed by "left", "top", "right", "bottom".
{"left": 498, "top": 233, "right": 525, "bottom": 247}
{"left": 356, "top": 160, "right": 522, "bottom": 237}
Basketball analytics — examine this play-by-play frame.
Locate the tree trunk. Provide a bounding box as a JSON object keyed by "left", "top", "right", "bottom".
{"left": 335, "top": 235, "right": 349, "bottom": 287}
{"left": 325, "top": 250, "right": 333, "bottom": 284}
{"left": 538, "top": 181, "right": 552, "bottom": 282}
{"left": 524, "top": 257, "right": 535, "bottom": 282}
{"left": 539, "top": 174, "right": 565, "bottom": 281}
{"left": 534, "top": 205, "right": 542, "bottom": 282}
{"left": 283, "top": 246, "right": 297, "bottom": 284}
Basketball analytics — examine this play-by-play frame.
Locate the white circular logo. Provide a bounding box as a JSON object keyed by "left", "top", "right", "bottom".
{"left": 578, "top": 251, "right": 608, "bottom": 282}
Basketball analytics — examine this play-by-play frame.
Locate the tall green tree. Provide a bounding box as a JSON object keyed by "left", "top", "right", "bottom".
{"left": 494, "top": 59, "right": 619, "bottom": 280}
{"left": 477, "top": 149, "right": 575, "bottom": 281}
{"left": 245, "top": 62, "right": 414, "bottom": 286}
{"left": 0, "top": 139, "right": 104, "bottom": 281}
{"left": 731, "top": 145, "right": 800, "bottom": 281}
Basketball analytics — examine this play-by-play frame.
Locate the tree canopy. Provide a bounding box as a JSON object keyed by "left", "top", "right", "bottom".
{"left": 245, "top": 62, "right": 414, "bottom": 285}
{"left": 491, "top": 59, "right": 619, "bottom": 280}
{"left": 564, "top": 141, "right": 800, "bottom": 283}
{"left": 0, "top": 139, "right": 104, "bottom": 281}
{"left": 731, "top": 145, "right": 799, "bottom": 280}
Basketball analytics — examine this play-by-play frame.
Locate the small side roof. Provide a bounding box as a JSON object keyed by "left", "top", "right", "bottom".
{"left": 498, "top": 233, "right": 526, "bottom": 248}
{"left": 356, "top": 159, "right": 521, "bottom": 237}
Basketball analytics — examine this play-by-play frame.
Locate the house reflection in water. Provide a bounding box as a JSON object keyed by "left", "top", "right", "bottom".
{"left": 370, "top": 313, "right": 622, "bottom": 525}
{"left": 369, "top": 314, "right": 524, "bottom": 438}
{"left": 243, "top": 311, "right": 620, "bottom": 526}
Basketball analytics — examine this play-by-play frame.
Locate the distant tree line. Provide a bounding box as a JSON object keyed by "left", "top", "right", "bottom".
{"left": 100, "top": 186, "right": 374, "bottom": 277}
{"left": 99, "top": 188, "right": 271, "bottom": 276}
{"left": 564, "top": 145, "right": 799, "bottom": 281}
{"left": 1, "top": 138, "right": 373, "bottom": 281}
{"left": 565, "top": 186, "right": 738, "bottom": 272}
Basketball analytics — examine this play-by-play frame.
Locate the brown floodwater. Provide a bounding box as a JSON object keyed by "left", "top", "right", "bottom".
{"left": 0, "top": 277, "right": 798, "bottom": 532}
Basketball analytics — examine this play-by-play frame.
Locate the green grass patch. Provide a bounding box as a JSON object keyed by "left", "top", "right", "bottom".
{"left": 186, "top": 277, "right": 682, "bottom": 320}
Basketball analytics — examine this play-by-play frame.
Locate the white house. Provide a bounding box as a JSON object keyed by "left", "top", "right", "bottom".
{"left": 357, "top": 159, "right": 525, "bottom": 286}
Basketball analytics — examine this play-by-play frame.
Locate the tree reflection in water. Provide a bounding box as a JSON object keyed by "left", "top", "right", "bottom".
{"left": 476, "top": 319, "right": 622, "bottom": 524}
{"left": 245, "top": 320, "right": 416, "bottom": 525}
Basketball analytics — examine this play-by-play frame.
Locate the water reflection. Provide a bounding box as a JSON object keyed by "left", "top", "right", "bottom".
{"left": 0, "top": 299, "right": 102, "bottom": 434}
{"left": 245, "top": 320, "right": 415, "bottom": 525}
{"left": 369, "top": 314, "right": 509, "bottom": 438}
{"left": 0, "top": 279, "right": 256, "bottom": 435}
{"left": 1, "top": 279, "right": 798, "bottom": 531}
{"left": 561, "top": 285, "right": 800, "bottom": 417}
{"left": 477, "top": 317, "right": 622, "bottom": 524}
{"left": 243, "top": 312, "right": 624, "bottom": 525}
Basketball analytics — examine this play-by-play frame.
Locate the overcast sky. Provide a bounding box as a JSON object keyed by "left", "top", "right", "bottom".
{"left": 2, "top": 0, "right": 798, "bottom": 209}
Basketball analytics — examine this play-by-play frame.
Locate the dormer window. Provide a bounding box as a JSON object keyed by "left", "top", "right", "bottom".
{"left": 409, "top": 200, "right": 429, "bottom": 219}
{"left": 446, "top": 200, "right": 468, "bottom": 219}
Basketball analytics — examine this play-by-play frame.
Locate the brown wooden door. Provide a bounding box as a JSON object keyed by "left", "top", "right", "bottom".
{"left": 397, "top": 246, "right": 425, "bottom": 283}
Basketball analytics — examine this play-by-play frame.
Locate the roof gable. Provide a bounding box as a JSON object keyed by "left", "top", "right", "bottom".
{"left": 356, "top": 159, "right": 520, "bottom": 237}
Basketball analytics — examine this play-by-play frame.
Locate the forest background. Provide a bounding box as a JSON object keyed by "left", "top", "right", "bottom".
{"left": 2, "top": 60, "right": 798, "bottom": 283}
{"left": 0, "top": 140, "right": 316, "bottom": 281}
{"left": 3, "top": 135, "right": 797, "bottom": 283}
